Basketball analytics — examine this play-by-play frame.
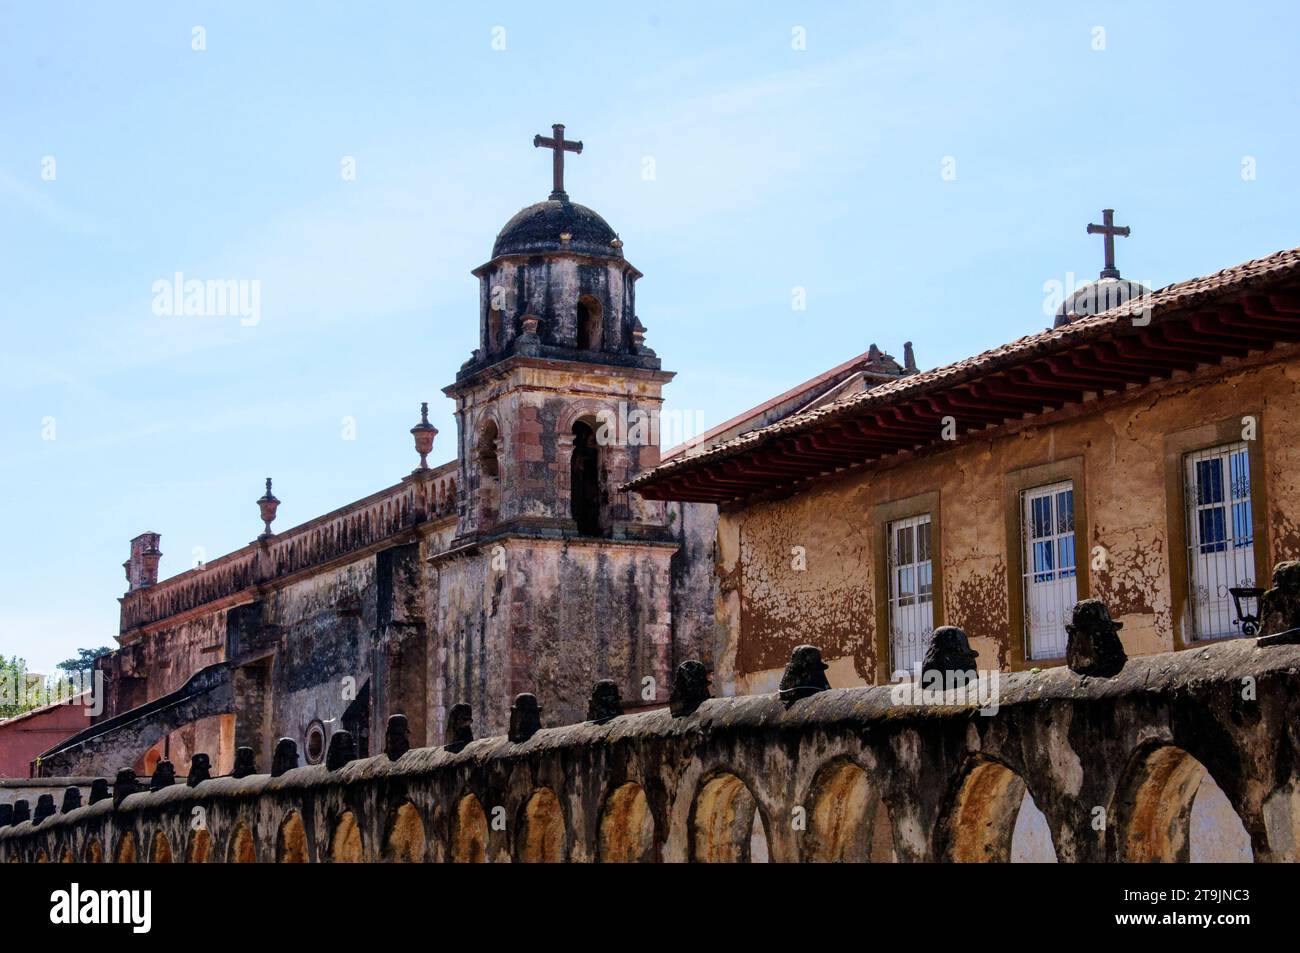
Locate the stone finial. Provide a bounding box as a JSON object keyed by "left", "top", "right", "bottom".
{"left": 410, "top": 403, "right": 438, "bottom": 472}
{"left": 904, "top": 341, "right": 917, "bottom": 373}
{"left": 921, "top": 626, "right": 980, "bottom": 686}
{"left": 669, "top": 660, "right": 712, "bottom": 717}
{"left": 445, "top": 703, "right": 473, "bottom": 752}
{"left": 11, "top": 800, "right": 30, "bottom": 824}
{"left": 256, "top": 478, "right": 280, "bottom": 540}
{"left": 113, "top": 769, "right": 140, "bottom": 808}
{"left": 61, "top": 786, "right": 82, "bottom": 814}
{"left": 384, "top": 714, "right": 411, "bottom": 761}
{"left": 508, "top": 693, "right": 542, "bottom": 743}
{"left": 33, "top": 794, "right": 56, "bottom": 824}
{"left": 231, "top": 746, "right": 257, "bottom": 779}
{"left": 778, "top": 645, "right": 831, "bottom": 703}
{"left": 187, "top": 754, "right": 211, "bottom": 787}
{"left": 587, "top": 680, "right": 624, "bottom": 722}
{"left": 271, "top": 738, "right": 299, "bottom": 777}
{"left": 326, "top": 730, "right": 357, "bottom": 770}
{"left": 89, "top": 778, "right": 111, "bottom": 804}
{"left": 0, "top": 803, "right": 11, "bottom": 827}
{"left": 150, "top": 758, "right": 176, "bottom": 791}
{"left": 1065, "top": 599, "right": 1128, "bottom": 677}
{"left": 1258, "top": 561, "right": 1300, "bottom": 646}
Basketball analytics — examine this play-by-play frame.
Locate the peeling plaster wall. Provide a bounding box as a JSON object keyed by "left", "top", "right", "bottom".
{"left": 720, "top": 358, "right": 1300, "bottom": 689}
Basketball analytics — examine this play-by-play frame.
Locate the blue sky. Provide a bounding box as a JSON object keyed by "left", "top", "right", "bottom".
{"left": 2, "top": 2, "right": 1298, "bottom": 673}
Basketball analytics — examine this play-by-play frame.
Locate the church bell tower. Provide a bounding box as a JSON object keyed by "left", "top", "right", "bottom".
{"left": 431, "top": 124, "right": 680, "bottom": 736}
{"left": 444, "top": 123, "right": 674, "bottom": 544}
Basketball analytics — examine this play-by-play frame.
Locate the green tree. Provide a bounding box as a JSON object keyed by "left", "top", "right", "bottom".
{"left": 0, "top": 656, "right": 38, "bottom": 718}
{"left": 55, "top": 646, "right": 113, "bottom": 674}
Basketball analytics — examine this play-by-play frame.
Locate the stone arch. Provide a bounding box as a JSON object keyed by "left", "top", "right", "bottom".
{"left": 576, "top": 294, "right": 603, "bottom": 351}
{"left": 453, "top": 793, "right": 489, "bottom": 863}
{"left": 804, "top": 758, "right": 896, "bottom": 862}
{"left": 516, "top": 787, "right": 566, "bottom": 862}
{"left": 84, "top": 839, "right": 103, "bottom": 863}
{"left": 228, "top": 822, "right": 256, "bottom": 863}
{"left": 570, "top": 418, "right": 604, "bottom": 537}
{"left": 186, "top": 828, "right": 212, "bottom": 863}
{"left": 487, "top": 306, "right": 504, "bottom": 353}
{"left": 1111, "top": 743, "right": 1253, "bottom": 862}
{"left": 476, "top": 418, "right": 502, "bottom": 526}
{"left": 690, "top": 771, "right": 771, "bottom": 863}
{"left": 598, "top": 781, "right": 656, "bottom": 863}
{"left": 330, "top": 810, "right": 364, "bottom": 862}
{"left": 940, "top": 757, "right": 1058, "bottom": 862}
{"left": 150, "top": 830, "right": 173, "bottom": 863}
{"left": 277, "top": 811, "right": 309, "bottom": 863}
{"left": 115, "top": 831, "right": 137, "bottom": 864}
{"left": 384, "top": 801, "right": 426, "bottom": 863}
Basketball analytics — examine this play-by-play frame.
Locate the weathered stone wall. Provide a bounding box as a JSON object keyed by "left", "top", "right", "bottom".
{"left": 718, "top": 354, "right": 1300, "bottom": 691}
{"left": 5, "top": 636, "right": 1297, "bottom": 863}
{"left": 668, "top": 501, "right": 721, "bottom": 681}
{"left": 102, "top": 612, "right": 229, "bottom": 719}
{"left": 448, "top": 361, "right": 673, "bottom": 539}
{"left": 431, "top": 536, "right": 677, "bottom": 737}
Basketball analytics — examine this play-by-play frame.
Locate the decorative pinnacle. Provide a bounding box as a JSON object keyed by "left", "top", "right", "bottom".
{"left": 410, "top": 401, "right": 438, "bottom": 472}
{"left": 257, "top": 477, "right": 280, "bottom": 539}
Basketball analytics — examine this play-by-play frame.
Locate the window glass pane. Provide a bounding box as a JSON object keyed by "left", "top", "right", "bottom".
{"left": 1057, "top": 490, "right": 1074, "bottom": 533}
{"left": 1057, "top": 537, "right": 1075, "bottom": 572}
{"left": 917, "top": 521, "right": 930, "bottom": 562}
{"left": 896, "top": 526, "right": 913, "bottom": 565}
{"left": 1232, "top": 501, "right": 1252, "bottom": 546}
{"left": 1031, "top": 497, "right": 1049, "bottom": 538}
{"left": 1033, "top": 540, "right": 1054, "bottom": 581}
{"left": 1196, "top": 459, "right": 1224, "bottom": 505}
{"left": 1230, "top": 451, "right": 1250, "bottom": 501}
{"left": 1198, "top": 508, "right": 1227, "bottom": 553}
{"left": 918, "top": 562, "right": 932, "bottom": 598}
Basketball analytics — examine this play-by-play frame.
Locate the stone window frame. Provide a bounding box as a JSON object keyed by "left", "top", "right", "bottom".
{"left": 1003, "top": 457, "right": 1089, "bottom": 672}
{"left": 871, "top": 490, "right": 944, "bottom": 685}
{"left": 1162, "top": 412, "right": 1270, "bottom": 652}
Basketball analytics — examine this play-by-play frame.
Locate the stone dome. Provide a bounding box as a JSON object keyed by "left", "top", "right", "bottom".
{"left": 492, "top": 199, "right": 624, "bottom": 260}
{"left": 1054, "top": 277, "right": 1150, "bottom": 327}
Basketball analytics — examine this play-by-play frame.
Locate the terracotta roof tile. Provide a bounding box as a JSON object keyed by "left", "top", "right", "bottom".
{"left": 627, "top": 244, "right": 1300, "bottom": 494}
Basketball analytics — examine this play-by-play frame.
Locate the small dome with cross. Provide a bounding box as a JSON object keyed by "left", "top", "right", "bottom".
{"left": 1054, "top": 208, "right": 1149, "bottom": 327}
{"left": 1055, "top": 276, "right": 1150, "bottom": 327}
{"left": 492, "top": 198, "right": 624, "bottom": 260}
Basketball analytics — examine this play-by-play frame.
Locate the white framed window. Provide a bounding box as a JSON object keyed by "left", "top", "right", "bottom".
{"left": 1185, "top": 442, "right": 1255, "bottom": 640}
{"left": 888, "top": 513, "right": 934, "bottom": 679}
{"left": 1021, "top": 481, "right": 1077, "bottom": 660}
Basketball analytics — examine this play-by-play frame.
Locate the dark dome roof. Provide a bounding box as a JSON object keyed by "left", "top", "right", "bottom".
{"left": 1054, "top": 277, "right": 1150, "bottom": 327}
{"left": 492, "top": 199, "right": 623, "bottom": 260}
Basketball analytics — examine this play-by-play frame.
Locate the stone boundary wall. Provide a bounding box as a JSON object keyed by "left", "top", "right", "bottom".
{"left": 3, "top": 636, "right": 1297, "bottom": 863}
